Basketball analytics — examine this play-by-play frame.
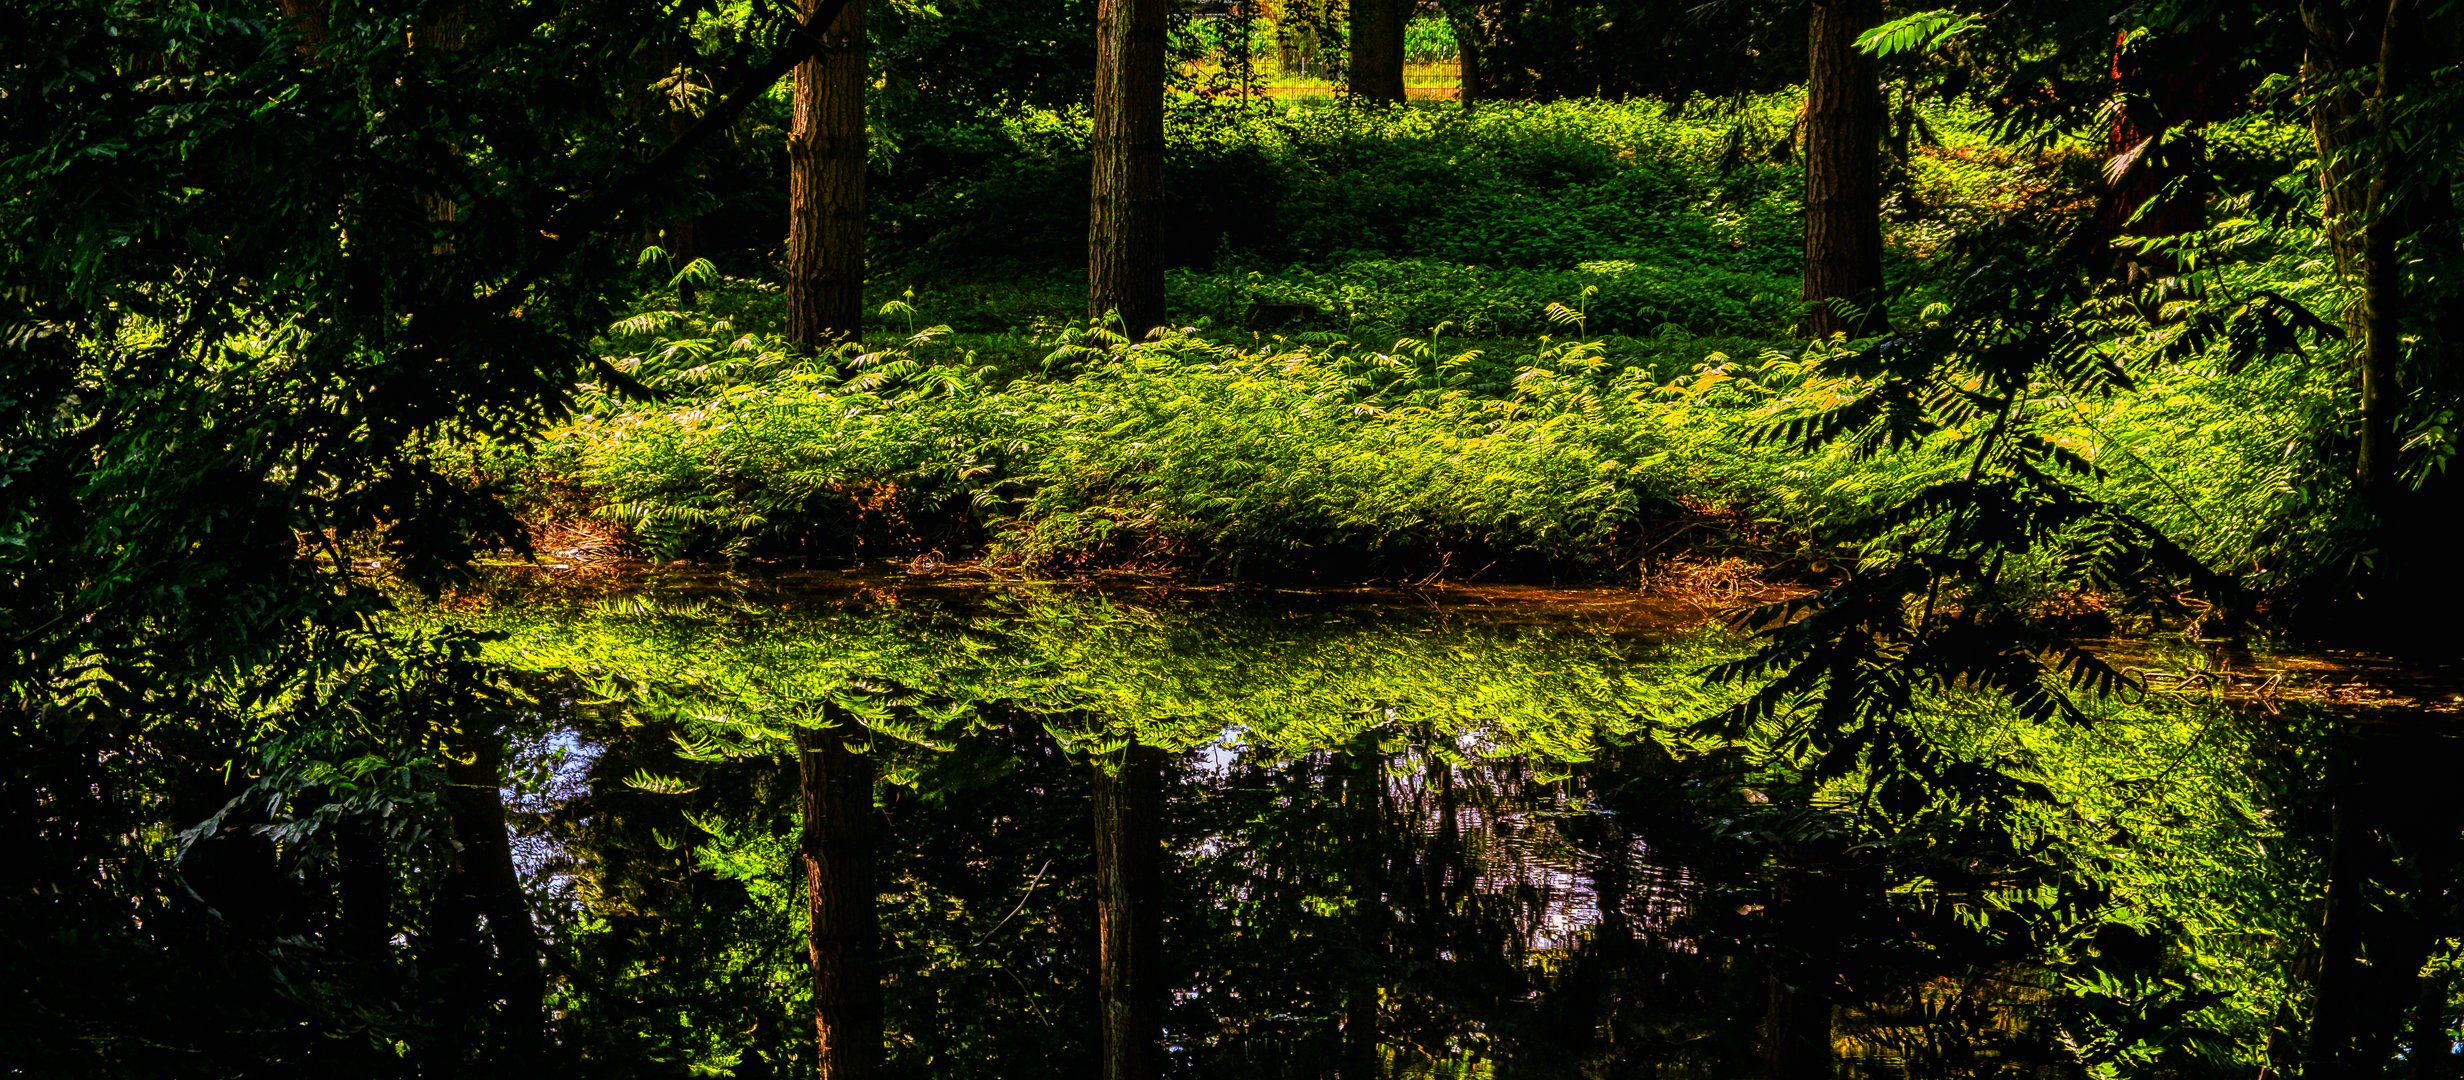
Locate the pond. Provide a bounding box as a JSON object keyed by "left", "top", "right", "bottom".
{"left": 448, "top": 567, "right": 2462, "bottom": 1078}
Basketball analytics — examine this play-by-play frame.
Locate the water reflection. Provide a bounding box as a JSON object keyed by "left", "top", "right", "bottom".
{"left": 458, "top": 569, "right": 2463, "bottom": 1078}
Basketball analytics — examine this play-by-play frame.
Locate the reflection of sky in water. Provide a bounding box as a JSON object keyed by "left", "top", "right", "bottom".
{"left": 507, "top": 720, "right": 602, "bottom": 911}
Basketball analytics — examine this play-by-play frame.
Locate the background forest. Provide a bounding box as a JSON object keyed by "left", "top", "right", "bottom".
{"left": 5, "top": 0, "right": 2464, "bottom": 1076}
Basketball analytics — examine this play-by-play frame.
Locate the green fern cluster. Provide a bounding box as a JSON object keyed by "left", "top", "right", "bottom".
{"left": 523, "top": 310, "right": 1916, "bottom": 573}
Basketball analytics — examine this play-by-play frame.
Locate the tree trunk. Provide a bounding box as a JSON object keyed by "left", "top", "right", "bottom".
{"left": 1094, "top": 742, "right": 1166, "bottom": 1080}
{"left": 1348, "top": 0, "right": 1407, "bottom": 104}
{"left": 2304, "top": 0, "right": 2464, "bottom": 624}
{"left": 787, "top": 0, "right": 867, "bottom": 347}
{"left": 1089, "top": 0, "right": 1168, "bottom": 338}
{"left": 1433, "top": 0, "right": 1487, "bottom": 107}
{"left": 799, "top": 724, "right": 883, "bottom": 1080}
{"left": 275, "top": 0, "right": 329, "bottom": 51}
{"left": 2305, "top": 0, "right": 2409, "bottom": 507}
{"left": 2099, "top": 28, "right": 2219, "bottom": 254}
{"left": 1800, "top": 0, "right": 1886, "bottom": 339}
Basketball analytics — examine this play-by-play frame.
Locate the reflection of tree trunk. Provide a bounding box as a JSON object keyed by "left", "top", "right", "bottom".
{"left": 1095, "top": 742, "right": 1165, "bottom": 1080}
{"left": 1348, "top": 0, "right": 1405, "bottom": 104}
{"left": 786, "top": 0, "right": 867, "bottom": 346}
{"left": 1342, "top": 739, "right": 1386, "bottom": 1080}
{"left": 2413, "top": 965, "right": 2458, "bottom": 1080}
{"left": 2308, "top": 719, "right": 2464, "bottom": 1077}
{"left": 1801, "top": 0, "right": 1885, "bottom": 339}
{"left": 441, "top": 721, "right": 545, "bottom": 1064}
{"left": 799, "top": 723, "right": 883, "bottom": 1079}
{"left": 1761, "top": 853, "right": 1833, "bottom": 1080}
{"left": 1762, "top": 970, "right": 1833, "bottom": 1079}
{"left": 1584, "top": 811, "right": 1635, "bottom": 1064}
{"left": 1089, "top": 0, "right": 1168, "bottom": 337}
{"left": 336, "top": 816, "right": 394, "bottom": 964}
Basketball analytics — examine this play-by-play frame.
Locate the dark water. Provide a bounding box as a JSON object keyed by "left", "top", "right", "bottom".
{"left": 461, "top": 568, "right": 2464, "bottom": 1079}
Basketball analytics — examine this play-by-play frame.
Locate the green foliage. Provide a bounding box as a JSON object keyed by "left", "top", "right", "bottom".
{"left": 515, "top": 304, "right": 1924, "bottom": 572}
{"left": 1856, "top": 9, "right": 1984, "bottom": 59}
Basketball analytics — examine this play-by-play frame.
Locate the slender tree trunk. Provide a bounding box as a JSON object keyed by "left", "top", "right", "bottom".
{"left": 1094, "top": 742, "right": 1166, "bottom": 1080}
{"left": 1089, "top": 0, "right": 1168, "bottom": 337}
{"left": 787, "top": 0, "right": 867, "bottom": 346}
{"left": 441, "top": 723, "right": 545, "bottom": 1064}
{"left": 661, "top": 39, "right": 704, "bottom": 309}
{"left": 1348, "top": 0, "right": 1407, "bottom": 104}
{"left": 2304, "top": 0, "right": 2464, "bottom": 625}
{"left": 2306, "top": 0, "right": 2412, "bottom": 511}
{"left": 799, "top": 724, "right": 883, "bottom": 1080}
{"left": 1341, "top": 740, "right": 1386, "bottom": 1080}
{"left": 1800, "top": 0, "right": 1886, "bottom": 339}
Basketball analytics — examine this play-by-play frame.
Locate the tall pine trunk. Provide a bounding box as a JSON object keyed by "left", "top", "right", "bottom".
{"left": 787, "top": 0, "right": 867, "bottom": 346}
{"left": 1348, "top": 0, "right": 1407, "bottom": 104}
{"left": 799, "top": 724, "right": 883, "bottom": 1080}
{"left": 1089, "top": 0, "right": 1168, "bottom": 337}
{"left": 1094, "top": 743, "right": 1166, "bottom": 1080}
{"left": 1800, "top": 0, "right": 1886, "bottom": 339}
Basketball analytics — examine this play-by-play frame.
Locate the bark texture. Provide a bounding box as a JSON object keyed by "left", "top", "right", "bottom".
{"left": 1094, "top": 743, "right": 1166, "bottom": 1080}
{"left": 1348, "top": 0, "right": 1407, "bottom": 104}
{"left": 787, "top": 0, "right": 867, "bottom": 346}
{"left": 1800, "top": 0, "right": 1886, "bottom": 339}
{"left": 1089, "top": 0, "right": 1168, "bottom": 337}
{"left": 799, "top": 724, "right": 884, "bottom": 1080}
